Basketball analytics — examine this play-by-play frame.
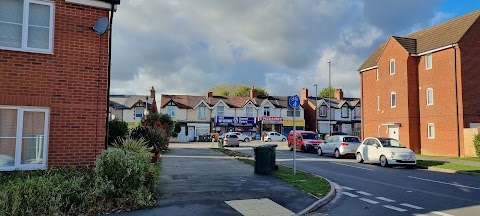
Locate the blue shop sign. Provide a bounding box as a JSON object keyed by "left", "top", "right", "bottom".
{"left": 215, "top": 116, "right": 257, "bottom": 126}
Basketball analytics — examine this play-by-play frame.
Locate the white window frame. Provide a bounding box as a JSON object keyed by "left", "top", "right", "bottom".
{"left": 134, "top": 107, "right": 144, "bottom": 118}
{"left": 198, "top": 106, "right": 206, "bottom": 119}
{"left": 0, "top": 0, "right": 55, "bottom": 53}
{"left": 246, "top": 107, "right": 254, "bottom": 117}
{"left": 426, "top": 54, "right": 432, "bottom": 70}
{"left": 341, "top": 106, "right": 349, "bottom": 118}
{"left": 427, "top": 123, "right": 435, "bottom": 139}
{"left": 390, "top": 92, "right": 396, "bottom": 108}
{"left": 376, "top": 68, "right": 379, "bottom": 80}
{"left": 0, "top": 106, "right": 49, "bottom": 171}
{"left": 390, "top": 59, "right": 395, "bottom": 75}
{"left": 426, "top": 88, "right": 433, "bottom": 106}
{"left": 217, "top": 106, "right": 224, "bottom": 117}
{"left": 263, "top": 106, "right": 270, "bottom": 116}
{"left": 377, "top": 96, "right": 380, "bottom": 111}
{"left": 167, "top": 106, "right": 175, "bottom": 117}
{"left": 319, "top": 106, "right": 327, "bottom": 117}
{"left": 377, "top": 125, "right": 381, "bottom": 137}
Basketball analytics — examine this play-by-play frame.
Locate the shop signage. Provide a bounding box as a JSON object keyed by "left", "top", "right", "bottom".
{"left": 262, "top": 116, "right": 284, "bottom": 124}
{"left": 283, "top": 119, "right": 305, "bottom": 127}
{"left": 215, "top": 116, "right": 257, "bottom": 126}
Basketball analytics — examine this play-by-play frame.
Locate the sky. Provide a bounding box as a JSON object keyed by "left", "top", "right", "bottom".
{"left": 109, "top": 0, "right": 480, "bottom": 98}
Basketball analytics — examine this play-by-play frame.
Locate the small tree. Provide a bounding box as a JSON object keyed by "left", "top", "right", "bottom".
{"left": 474, "top": 133, "right": 480, "bottom": 157}
{"left": 319, "top": 87, "right": 335, "bottom": 98}
{"left": 108, "top": 119, "right": 129, "bottom": 145}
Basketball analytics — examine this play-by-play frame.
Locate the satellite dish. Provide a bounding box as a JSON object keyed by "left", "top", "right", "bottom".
{"left": 92, "top": 17, "right": 109, "bottom": 35}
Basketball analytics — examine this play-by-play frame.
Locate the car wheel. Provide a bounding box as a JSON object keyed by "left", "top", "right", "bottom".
{"left": 281, "top": 138, "right": 286, "bottom": 142}
{"left": 244, "top": 138, "right": 250, "bottom": 142}
{"left": 301, "top": 145, "right": 306, "bottom": 153}
{"left": 356, "top": 153, "right": 364, "bottom": 163}
{"left": 267, "top": 138, "right": 271, "bottom": 142}
{"left": 288, "top": 144, "right": 293, "bottom": 151}
{"left": 334, "top": 149, "right": 341, "bottom": 159}
{"left": 317, "top": 147, "right": 323, "bottom": 156}
{"left": 380, "top": 155, "right": 389, "bottom": 167}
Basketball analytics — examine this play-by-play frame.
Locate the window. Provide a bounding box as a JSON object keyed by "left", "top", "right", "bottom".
{"left": 390, "top": 92, "right": 396, "bottom": 108}
{"left": 377, "top": 125, "right": 381, "bottom": 137}
{"left": 287, "top": 108, "right": 300, "bottom": 117}
{"left": 377, "top": 96, "right": 380, "bottom": 111}
{"left": 246, "top": 107, "right": 254, "bottom": 117}
{"left": 217, "top": 106, "right": 224, "bottom": 116}
{"left": 319, "top": 106, "right": 327, "bottom": 117}
{"left": 341, "top": 106, "right": 349, "bottom": 118}
{"left": 263, "top": 106, "right": 270, "bottom": 116}
{"left": 198, "top": 106, "right": 206, "bottom": 119}
{"left": 167, "top": 106, "right": 175, "bottom": 117}
{"left": 426, "top": 54, "right": 432, "bottom": 70}
{"left": 354, "top": 107, "right": 361, "bottom": 118}
{"left": 0, "top": 0, "right": 54, "bottom": 53}
{"left": 376, "top": 68, "right": 379, "bottom": 80}
{"left": 426, "top": 88, "right": 433, "bottom": 105}
{"left": 428, "top": 123, "right": 435, "bottom": 139}
{"left": 390, "top": 59, "right": 395, "bottom": 75}
{"left": 0, "top": 107, "right": 49, "bottom": 171}
{"left": 135, "top": 107, "right": 144, "bottom": 118}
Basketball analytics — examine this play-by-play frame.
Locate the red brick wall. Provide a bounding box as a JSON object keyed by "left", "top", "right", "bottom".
{"left": 0, "top": 1, "right": 110, "bottom": 167}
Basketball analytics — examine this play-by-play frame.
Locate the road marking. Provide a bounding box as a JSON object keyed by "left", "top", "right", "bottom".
{"left": 408, "top": 176, "right": 480, "bottom": 190}
{"left": 399, "top": 203, "right": 424, "bottom": 210}
{"left": 376, "top": 197, "right": 395, "bottom": 202}
{"left": 356, "top": 191, "right": 372, "bottom": 196}
{"left": 383, "top": 205, "right": 407, "bottom": 212}
{"left": 341, "top": 192, "right": 358, "bottom": 197}
{"left": 359, "top": 198, "right": 379, "bottom": 204}
{"left": 330, "top": 162, "right": 374, "bottom": 171}
{"left": 342, "top": 186, "right": 355, "bottom": 191}
{"left": 431, "top": 211, "right": 454, "bottom": 216}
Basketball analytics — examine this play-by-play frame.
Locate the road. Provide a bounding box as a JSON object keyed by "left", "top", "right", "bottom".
{"left": 229, "top": 141, "right": 480, "bottom": 216}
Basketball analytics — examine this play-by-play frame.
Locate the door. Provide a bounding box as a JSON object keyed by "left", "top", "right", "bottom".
{"left": 188, "top": 127, "right": 195, "bottom": 142}
{"left": 388, "top": 126, "right": 399, "bottom": 140}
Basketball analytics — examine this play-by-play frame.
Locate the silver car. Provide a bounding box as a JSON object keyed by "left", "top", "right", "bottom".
{"left": 318, "top": 135, "right": 361, "bottom": 158}
{"left": 223, "top": 134, "right": 240, "bottom": 147}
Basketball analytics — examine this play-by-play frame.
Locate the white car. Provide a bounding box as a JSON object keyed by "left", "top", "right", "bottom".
{"left": 225, "top": 132, "right": 251, "bottom": 142}
{"left": 264, "top": 132, "right": 287, "bottom": 142}
{"left": 356, "top": 137, "right": 416, "bottom": 167}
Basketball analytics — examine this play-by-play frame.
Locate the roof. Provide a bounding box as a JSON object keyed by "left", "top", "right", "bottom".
{"left": 160, "top": 94, "right": 298, "bottom": 109}
{"left": 110, "top": 95, "right": 152, "bottom": 109}
{"left": 308, "top": 97, "right": 360, "bottom": 109}
{"left": 359, "top": 10, "right": 480, "bottom": 71}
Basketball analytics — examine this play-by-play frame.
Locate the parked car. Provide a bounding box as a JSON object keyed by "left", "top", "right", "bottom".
{"left": 319, "top": 132, "right": 348, "bottom": 140}
{"left": 356, "top": 137, "right": 416, "bottom": 167}
{"left": 319, "top": 135, "right": 361, "bottom": 158}
{"left": 264, "top": 132, "right": 287, "bottom": 142}
{"left": 223, "top": 134, "right": 240, "bottom": 147}
{"left": 225, "top": 132, "right": 251, "bottom": 142}
{"left": 287, "top": 130, "right": 323, "bottom": 153}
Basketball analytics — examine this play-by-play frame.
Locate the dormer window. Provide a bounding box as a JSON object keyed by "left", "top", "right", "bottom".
{"left": 246, "top": 107, "right": 254, "bottom": 117}
{"left": 217, "top": 106, "right": 224, "bottom": 117}
{"left": 341, "top": 105, "right": 349, "bottom": 118}
{"left": 264, "top": 106, "right": 270, "bottom": 116}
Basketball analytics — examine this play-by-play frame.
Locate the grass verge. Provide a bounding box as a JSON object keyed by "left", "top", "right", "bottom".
{"left": 416, "top": 154, "right": 480, "bottom": 163}
{"left": 211, "top": 148, "right": 330, "bottom": 198}
{"left": 417, "top": 160, "right": 480, "bottom": 174}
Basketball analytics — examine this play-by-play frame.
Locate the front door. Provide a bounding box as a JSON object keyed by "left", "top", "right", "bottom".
{"left": 388, "top": 126, "right": 399, "bottom": 140}
{"left": 188, "top": 126, "right": 195, "bottom": 142}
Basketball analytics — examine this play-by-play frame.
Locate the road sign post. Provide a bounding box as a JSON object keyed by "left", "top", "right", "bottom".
{"left": 289, "top": 95, "right": 300, "bottom": 175}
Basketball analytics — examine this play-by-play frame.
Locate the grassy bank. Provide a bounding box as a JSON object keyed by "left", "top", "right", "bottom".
{"left": 417, "top": 160, "right": 480, "bottom": 174}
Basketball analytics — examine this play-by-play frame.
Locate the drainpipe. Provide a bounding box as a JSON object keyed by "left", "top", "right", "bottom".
{"left": 453, "top": 44, "right": 461, "bottom": 157}
{"left": 105, "top": 2, "right": 117, "bottom": 149}
{"left": 360, "top": 72, "right": 364, "bottom": 140}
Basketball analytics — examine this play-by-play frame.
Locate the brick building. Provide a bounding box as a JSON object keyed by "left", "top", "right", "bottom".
{"left": 0, "top": 0, "right": 120, "bottom": 171}
{"left": 359, "top": 10, "right": 480, "bottom": 156}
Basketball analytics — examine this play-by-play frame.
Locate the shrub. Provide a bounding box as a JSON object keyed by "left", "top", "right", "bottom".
{"left": 108, "top": 119, "right": 129, "bottom": 145}
{"left": 130, "top": 126, "right": 167, "bottom": 151}
{"left": 474, "top": 133, "right": 480, "bottom": 157}
{"left": 114, "top": 137, "right": 152, "bottom": 153}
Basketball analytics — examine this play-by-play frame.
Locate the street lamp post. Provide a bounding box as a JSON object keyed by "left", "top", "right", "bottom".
{"left": 312, "top": 83, "right": 318, "bottom": 133}
{"left": 328, "top": 61, "right": 332, "bottom": 136}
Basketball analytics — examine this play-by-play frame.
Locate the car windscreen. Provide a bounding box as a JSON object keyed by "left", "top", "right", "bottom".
{"left": 343, "top": 137, "right": 360, "bottom": 143}
{"left": 301, "top": 133, "right": 318, "bottom": 140}
{"left": 379, "top": 138, "right": 405, "bottom": 148}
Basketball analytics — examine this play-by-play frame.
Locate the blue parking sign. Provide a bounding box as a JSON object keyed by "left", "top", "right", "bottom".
{"left": 289, "top": 95, "right": 300, "bottom": 109}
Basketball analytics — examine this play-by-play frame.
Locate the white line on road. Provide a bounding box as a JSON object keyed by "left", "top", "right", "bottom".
{"left": 330, "top": 162, "right": 374, "bottom": 171}
{"left": 356, "top": 191, "right": 372, "bottom": 196}
{"left": 376, "top": 197, "right": 396, "bottom": 202}
{"left": 399, "top": 203, "right": 424, "bottom": 210}
{"left": 431, "top": 211, "right": 454, "bottom": 216}
{"left": 342, "top": 186, "right": 355, "bottom": 191}
{"left": 359, "top": 198, "right": 379, "bottom": 204}
{"left": 341, "top": 192, "right": 358, "bottom": 197}
{"left": 408, "top": 176, "right": 480, "bottom": 190}
{"left": 383, "top": 205, "right": 407, "bottom": 212}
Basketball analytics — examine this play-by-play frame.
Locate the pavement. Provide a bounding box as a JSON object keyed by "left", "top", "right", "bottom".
{"left": 112, "top": 142, "right": 331, "bottom": 216}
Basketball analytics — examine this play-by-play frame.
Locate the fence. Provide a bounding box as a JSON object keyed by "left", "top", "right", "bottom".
{"left": 463, "top": 128, "right": 478, "bottom": 157}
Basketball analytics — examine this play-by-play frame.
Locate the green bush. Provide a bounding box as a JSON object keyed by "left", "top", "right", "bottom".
{"left": 130, "top": 126, "right": 167, "bottom": 151}
{"left": 109, "top": 119, "right": 129, "bottom": 145}
{"left": 114, "top": 137, "right": 152, "bottom": 153}
{"left": 474, "top": 133, "right": 480, "bottom": 157}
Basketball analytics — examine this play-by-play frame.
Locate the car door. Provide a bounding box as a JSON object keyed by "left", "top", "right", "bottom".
{"left": 323, "top": 136, "right": 332, "bottom": 153}
{"left": 361, "top": 139, "right": 372, "bottom": 161}
{"left": 367, "top": 139, "right": 383, "bottom": 162}
{"left": 330, "top": 136, "right": 340, "bottom": 153}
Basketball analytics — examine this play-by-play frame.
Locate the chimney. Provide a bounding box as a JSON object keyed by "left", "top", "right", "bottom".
{"left": 334, "top": 88, "right": 343, "bottom": 100}
{"left": 207, "top": 91, "right": 213, "bottom": 98}
{"left": 300, "top": 88, "right": 308, "bottom": 105}
{"left": 250, "top": 86, "right": 257, "bottom": 98}
{"left": 150, "top": 86, "right": 156, "bottom": 99}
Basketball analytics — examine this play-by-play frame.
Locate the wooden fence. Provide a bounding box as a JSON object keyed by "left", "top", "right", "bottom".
{"left": 464, "top": 128, "right": 478, "bottom": 157}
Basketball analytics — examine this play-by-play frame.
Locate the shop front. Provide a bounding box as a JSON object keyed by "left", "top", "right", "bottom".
{"left": 214, "top": 116, "right": 258, "bottom": 138}
{"left": 282, "top": 118, "right": 305, "bottom": 137}
{"left": 261, "top": 116, "right": 284, "bottom": 136}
